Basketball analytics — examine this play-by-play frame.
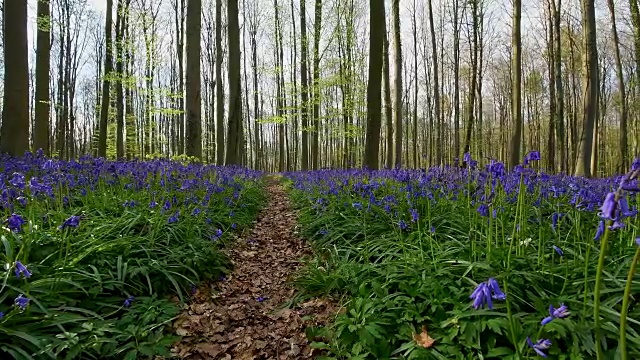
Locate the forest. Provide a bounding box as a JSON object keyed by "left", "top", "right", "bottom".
{"left": 0, "top": 0, "right": 639, "bottom": 359}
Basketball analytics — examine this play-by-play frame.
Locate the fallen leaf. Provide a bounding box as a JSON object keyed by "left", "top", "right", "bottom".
{"left": 413, "top": 326, "right": 436, "bottom": 348}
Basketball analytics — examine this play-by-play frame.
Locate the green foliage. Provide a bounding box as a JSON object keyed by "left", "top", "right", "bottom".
{"left": 0, "top": 160, "right": 265, "bottom": 359}
{"left": 288, "top": 171, "right": 640, "bottom": 359}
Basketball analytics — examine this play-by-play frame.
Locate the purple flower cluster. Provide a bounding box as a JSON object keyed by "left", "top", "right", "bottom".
{"left": 469, "top": 277, "right": 506, "bottom": 310}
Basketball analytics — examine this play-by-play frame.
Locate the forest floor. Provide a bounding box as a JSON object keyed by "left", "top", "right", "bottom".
{"left": 170, "top": 176, "right": 339, "bottom": 359}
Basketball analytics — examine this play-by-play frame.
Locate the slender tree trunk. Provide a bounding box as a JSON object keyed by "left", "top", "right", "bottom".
{"left": 225, "top": 0, "right": 242, "bottom": 164}
{"left": 97, "top": 0, "right": 113, "bottom": 158}
{"left": 363, "top": 0, "right": 384, "bottom": 170}
{"left": 508, "top": 0, "right": 522, "bottom": 169}
{"left": 383, "top": 13, "right": 393, "bottom": 168}
{"left": 185, "top": 0, "right": 202, "bottom": 158}
{"left": 115, "top": 0, "right": 126, "bottom": 159}
{"left": 463, "top": 0, "right": 479, "bottom": 159}
{"left": 574, "top": 0, "right": 598, "bottom": 177}
{"left": 300, "top": 0, "right": 310, "bottom": 170}
{"left": 606, "top": 0, "right": 628, "bottom": 170}
{"left": 311, "top": 0, "right": 322, "bottom": 169}
{"left": 428, "top": 0, "right": 441, "bottom": 167}
{"left": 215, "top": 0, "right": 224, "bottom": 164}
{"left": 392, "top": 0, "right": 402, "bottom": 168}
{"left": 34, "top": 0, "right": 51, "bottom": 156}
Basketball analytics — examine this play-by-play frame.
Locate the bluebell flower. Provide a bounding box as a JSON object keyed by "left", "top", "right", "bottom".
{"left": 470, "top": 278, "right": 506, "bottom": 309}
{"left": 487, "top": 278, "right": 506, "bottom": 300}
{"left": 123, "top": 295, "right": 134, "bottom": 307}
{"left": 594, "top": 220, "right": 605, "bottom": 241}
{"left": 632, "top": 157, "right": 640, "bottom": 171}
{"left": 477, "top": 204, "right": 489, "bottom": 217}
{"left": 231, "top": 223, "right": 237, "bottom": 229}
{"left": 149, "top": 200, "right": 158, "bottom": 208}
{"left": 59, "top": 215, "right": 81, "bottom": 230}
{"left": 636, "top": 237, "right": 640, "bottom": 246}
{"left": 6, "top": 213, "right": 26, "bottom": 233}
{"left": 551, "top": 213, "right": 562, "bottom": 232}
{"left": 541, "top": 303, "right": 570, "bottom": 325}
{"left": 609, "top": 220, "right": 626, "bottom": 231}
{"left": 9, "top": 173, "right": 26, "bottom": 189}
{"left": 0, "top": 311, "right": 4, "bottom": 319}
{"left": 470, "top": 282, "right": 493, "bottom": 309}
{"left": 430, "top": 226, "right": 436, "bottom": 234}
{"left": 191, "top": 207, "right": 201, "bottom": 216}
{"left": 256, "top": 296, "right": 267, "bottom": 302}
{"left": 598, "top": 192, "right": 617, "bottom": 220}
{"left": 524, "top": 151, "right": 541, "bottom": 166}
{"left": 527, "top": 337, "right": 552, "bottom": 357}
{"left": 14, "top": 261, "right": 31, "bottom": 279}
{"left": 352, "top": 202, "right": 362, "bottom": 211}
{"left": 211, "top": 229, "right": 223, "bottom": 241}
{"left": 14, "top": 294, "right": 29, "bottom": 310}
{"left": 399, "top": 220, "right": 408, "bottom": 231}
{"left": 168, "top": 211, "right": 180, "bottom": 224}
{"left": 409, "top": 208, "right": 419, "bottom": 222}
{"left": 552, "top": 245, "right": 563, "bottom": 257}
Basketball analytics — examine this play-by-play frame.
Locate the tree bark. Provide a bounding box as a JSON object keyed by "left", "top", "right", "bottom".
{"left": 34, "top": 0, "right": 51, "bottom": 156}
{"left": 225, "top": 0, "right": 243, "bottom": 165}
{"left": 186, "top": 0, "right": 202, "bottom": 159}
{"left": 573, "top": 0, "right": 598, "bottom": 177}
{"left": 363, "top": 0, "right": 384, "bottom": 170}
{"left": 97, "top": 0, "right": 114, "bottom": 158}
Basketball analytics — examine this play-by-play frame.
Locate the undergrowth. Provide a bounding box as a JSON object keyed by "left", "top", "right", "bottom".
{"left": 0, "top": 151, "right": 264, "bottom": 359}
{"left": 287, "top": 155, "right": 640, "bottom": 359}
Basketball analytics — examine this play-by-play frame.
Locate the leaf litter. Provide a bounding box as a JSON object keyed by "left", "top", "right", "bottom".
{"left": 170, "top": 178, "right": 339, "bottom": 359}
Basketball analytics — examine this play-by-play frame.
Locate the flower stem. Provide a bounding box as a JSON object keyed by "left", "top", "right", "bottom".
{"left": 594, "top": 225, "right": 611, "bottom": 360}
{"left": 503, "top": 278, "right": 522, "bottom": 358}
{"left": 619, "top": 245, "right": 640, "bottom": 360}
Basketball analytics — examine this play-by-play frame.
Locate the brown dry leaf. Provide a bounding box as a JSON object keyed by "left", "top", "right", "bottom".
{"left": 413, "top": 326, "right": 436, "bottom": 348}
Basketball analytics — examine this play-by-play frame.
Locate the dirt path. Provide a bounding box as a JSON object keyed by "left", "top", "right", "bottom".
{"left": 171, "top": 177, "right": 336, "bottom": 359}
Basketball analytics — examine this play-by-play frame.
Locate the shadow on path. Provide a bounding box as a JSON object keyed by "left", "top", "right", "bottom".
{"left": 171, "top": 176, "right": 338, "bottom": 359}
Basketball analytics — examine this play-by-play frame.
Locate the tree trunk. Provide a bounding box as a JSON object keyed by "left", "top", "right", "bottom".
{"left": 606, "top": 0, "right": 628, "bottom": 170}
{"left": 186, "top": 0, "right": 202, "bottom": 159}
{"left": 225, "top": 0, "right": 242, "bottom": 165}
{"left": 383, "top": 13, "right": 393, "bottom": 168}
{"left": 363, "top": 0, "right": 384, "bottom": 170}
{"left": 392, "top": 0, "right": 402, "bottom": 168}
{"left": 97, "top": 0, "right": 113, "bottom": 158}
{"left": 215, "top": 0, "right": 224, "bottom": 164}
{"left": 428, "top": 0, "right": 440, "bottom": 167}
{"left": 508, "top": 0, "right": 522, "bottom": 169}
{"left": 34, "top": 0, "right": 51, "bottom": 156}
{"left": 573, "top": 0, "right": 598, "bottom": 177}
{"left": 300, "top": 0, "right": 310, "bottom": 170}
{"left": 311, "top": 0, "right": 322, "bottom": 169}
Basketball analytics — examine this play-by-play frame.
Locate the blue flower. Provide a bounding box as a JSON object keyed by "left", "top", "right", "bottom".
{"left": 598, "top": 192, "right": 617, "bottom": 220}
{"left": 399, "top": 220, "right": 408, "bottom": 231}
{"left": 14, "top": 261, "right": 32, "bottom": 279}
{"left": 123, "top": 295, "right": 134, "bottom": 307}
{"left": 541, "top": 303, "right": 570, "bottom": 325}
{"left": 487, "top": 278, "right": 506, "bottom": 300}
{"left": 594, "top": 220, "right": 605, "bottom": 241}
{"left": 477, "top": 204, "right": 489, "bottom": 217}
{"left": 59, "top": 215, "right": 81, "bottom": 230}
{"left": 256, "top": 296, "right": 267, "bottom": 303}
{"left": 14, "top": 294, "right": 29, "bottom": 310}
{"left": 470, "top": 278, "right": 506, "bottom": 309}
{"left": 552, "top": 245, "right": 563, "bottom": 257}
{"left": 5, "top": 213, "right": 26, "bottom": 233}
{"left": 527, "top": 337, "right": 552, "bottom": 357}
{"left": 168, "top": 211, "right": 180, "bottom": 224}
{"left": 191, "top": 207, "right": 201, "bottom": 216}
{"left": 409, "top": 208, "right": 419, "bottom": 222}
{"left": 352, "top": 202, "right": 362, "bottom": 211}
{"left": 524, "top": 151, "right": 541, "bottom": 165}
